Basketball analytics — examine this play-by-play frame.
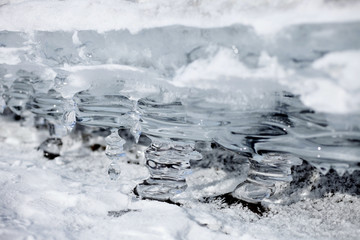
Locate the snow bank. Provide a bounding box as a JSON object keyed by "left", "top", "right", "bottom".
{"left": 0, "top": 0, "right": 360, "bottom": 34}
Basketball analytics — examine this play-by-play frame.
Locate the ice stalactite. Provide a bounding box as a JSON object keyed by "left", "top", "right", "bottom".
{"left": 105, "top": 128, "right": 125, "bottom": 180}
{"left": 136, "top": 137, "right": 202, "bottom": 201}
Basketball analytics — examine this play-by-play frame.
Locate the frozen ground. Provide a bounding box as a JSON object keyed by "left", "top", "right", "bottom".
{"left": 0, "top": 116, "right": 359, "bottom": 240}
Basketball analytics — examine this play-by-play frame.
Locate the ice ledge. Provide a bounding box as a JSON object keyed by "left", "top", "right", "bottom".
{"left": 0, "top": 0, "right": 360, "bottom": 34}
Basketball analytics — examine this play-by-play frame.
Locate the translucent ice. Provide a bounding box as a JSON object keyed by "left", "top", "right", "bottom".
{"left": 105, "top": 129, "right": 126, "bottom": 161}
{"left": 108, "top": 162, "right": 121, "bottom": 181}
{"left": 0, "top": 84, "right": 5, "bottom": 113}
{"left": 5, "top": 76, "right": 34, "bottom": 115}
{"left": 0, "top": 19, "right": 359, "bottom": 204}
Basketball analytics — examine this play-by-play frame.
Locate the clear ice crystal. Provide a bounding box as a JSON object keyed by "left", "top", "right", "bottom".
{"left": 38, "top": 138, "right": 63, "bottom": 160}
{"left": 105, "top": 129, "right": 126, "bottom": 180}
{"left": 135, "top": 179, "right": 188, "bottom": 201}
{"left": 108, "top": 162, "right": 121, "bottom": 181}
{"left": 0, "top": 84, "right": 5, "bottom": 113}
{"left": 136, "top": 138, "right": 202, "bottom": 201}
{"left": 128, "top": 111, "right": 142, "bottom": 143}
{"left": 232, "top": 181, "right": 273, "bottom": 202}
{"left": 61, "top": 99, "right": 76, "bottom": 132}
{"left": 105, "top": 129, "right": 126, "bottom": 161}
{"left": 0, "top": 97, "right": 5, "bottom": 114}
{"left": 0, "top": 96, "right": 5, "bottom": 114}
{"left": 130, "top": 121, "right": 141, "bottom": 143}
{"left": 232, "top": 153, "right": 302, "bottom": 203}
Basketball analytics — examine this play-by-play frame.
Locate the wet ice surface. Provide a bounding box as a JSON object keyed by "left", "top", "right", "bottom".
{"left": 0, "top": 117, "right": 359, "bottom": 240}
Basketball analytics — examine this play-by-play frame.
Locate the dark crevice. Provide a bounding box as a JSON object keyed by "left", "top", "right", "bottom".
{"left": 201, "top": 193, "right": 268, "bottom": 216}
{"left": 107, "top": 209, "right": 140, "bottom": 218}
{"left": 43, "top": 151, "right": 60, "bottom": 160}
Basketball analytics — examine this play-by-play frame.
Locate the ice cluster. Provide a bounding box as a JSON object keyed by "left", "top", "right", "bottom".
{"left": 0, "top": 0, "right": 360, "bottom": 205}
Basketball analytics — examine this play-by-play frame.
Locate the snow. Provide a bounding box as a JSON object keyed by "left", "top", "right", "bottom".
{"left": 1, "top": 117, "right": 359, "bottom": 240}
{"left": 309, "top": 51, "right": 360, "bottom": 113}
{"left": 281, "top": 51, "right": 360, "bottom": 114}
{"left": 0, "top": 0, "right": 360, "bottom": 34}
{"left": 172, "top": 47, "right": 360, "bottom": 114}
{"left": 0, "top": 48, "right": 25, "bottom": 65}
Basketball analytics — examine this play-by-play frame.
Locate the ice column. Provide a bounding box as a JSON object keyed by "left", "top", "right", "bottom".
{"left": 232, "top": 153, "right": 302, "bottom": 203}
{"left": 136, "top": 137, "right": 202, "bottom": 201}
{"left": 134, "top": 96, "right": 203, "bottom": 201}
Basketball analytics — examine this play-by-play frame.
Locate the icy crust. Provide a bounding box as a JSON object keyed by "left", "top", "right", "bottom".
{"left": 0, "top": 117, "right": 359, "bottom": 240}
{"left": 1, "top": 22, "right": 360, "bottom": 113}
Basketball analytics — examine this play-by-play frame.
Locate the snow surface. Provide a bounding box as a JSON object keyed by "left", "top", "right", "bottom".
{"left": 0, "top": 0, "right": 360, "bottom": 34}
{"left": 1, "top": 117, "right": 360, "bottom": 240}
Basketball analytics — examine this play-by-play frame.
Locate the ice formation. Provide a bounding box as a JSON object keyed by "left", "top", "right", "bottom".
{"left": 0, "top": 0, "right": 359, "bottom": 207}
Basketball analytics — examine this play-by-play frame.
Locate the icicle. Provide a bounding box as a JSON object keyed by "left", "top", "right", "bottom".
{"left": 61, "top": 99, "right": 76, "bottom": 133}
{"left": 108, "top": 162, "right": 121, "bottom": 181}
{"left": 0, "top": 84, "right": 6, "bottom": 114}
{"left": 105, "top": 128, "right": 126, "bottom": 180}
{"left": 129, "top": 111, "right": 141, "bottom": 144}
